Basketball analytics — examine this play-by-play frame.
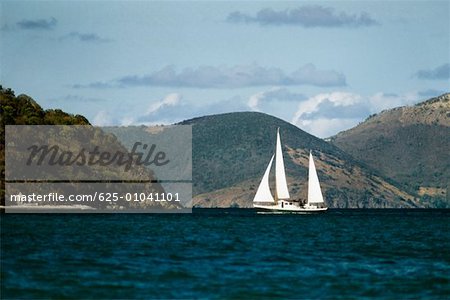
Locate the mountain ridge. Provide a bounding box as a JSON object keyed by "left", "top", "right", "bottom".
{"left": 180, "top": 111, "right": 420, "bottom": 208}
{"left": 330, "top": 92, "right": 449, "bottom": 207}
{"left": 3, "top": 86, "right": 446, "bottom": 208}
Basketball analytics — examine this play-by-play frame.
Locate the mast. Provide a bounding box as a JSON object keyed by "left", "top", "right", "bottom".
{"left": 275, "top": 128, "right": 290, "bottom": 201}
{"left": 307, "top": 151, "right": 324, "bottom": 204}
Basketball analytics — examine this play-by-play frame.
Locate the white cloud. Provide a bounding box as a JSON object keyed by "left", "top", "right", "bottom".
{"left": 248, "top": 87, "right": 306, "bottom": 111}
{"left": 119, "top": 92, "right": 247, "bottom": 125}
{"left": 300, "top": 118, "right": 362, "bottom": 138}
{"left": 291, "top": 91, "right": 423, "bottom": 138}
{"left": 119, "top": 116, "right": 136, "bottom": 126}
{"left": 120, "top": 93, "right": 182, "bottom": 125}
{"left": 92, "top": 89, "right": 426, "bottom": 138}
{"left": 248, "top": 92, "right": 262, "bottom": 111}
{"left": 291, "top": 92, "right": 362, "bottom": 125}
{"left": 248, "top": 88, "right": 277, "bottom": 111}
{"left": 92, "top": 110, "right": 113, "bottom": 126}
{"left": 146, "top": 93, "right": 181, "bottom": 114}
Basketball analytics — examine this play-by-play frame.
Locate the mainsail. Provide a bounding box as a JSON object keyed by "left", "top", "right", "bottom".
{"left": 275, "top": 128, "right": 290, "bottom": 200}
{"left": 307, "top": 151, "right": 324, "bottom": 204}
{"left": 253, "top": 155, "right": 275, "bottom": 202}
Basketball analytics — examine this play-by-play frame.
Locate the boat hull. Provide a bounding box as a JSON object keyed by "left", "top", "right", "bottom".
{"left": 253, "top": 203, "right": 328, "bottom": 213}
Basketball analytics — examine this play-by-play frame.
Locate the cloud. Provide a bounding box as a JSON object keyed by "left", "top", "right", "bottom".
{"left": 16, "top": 17, "right": 57, "bottom": 30}
{"left": 368, "top": 92, "right": 419, "bottom": 112}
{"left": 73, "top": 64, "right": 346, "bottom": 89}
{"left": 115, "top": 64, "right": 346, "bottom": 88}
{"left": 299, "top": 118, "right": 362, "bottom": 138}
{"left": 290, "top": 91, "right": 422, "bottom": 138}
{"left": 49, "top": 94, "right": 106, "bottom": 103}
{"left": 72, "top": 82, "right": 112, "bottom": 89}
{"left": 227, "top": 5, "right": 379, "bottom": 28}
{"left": 1, "top": 24, "right": 12, "bottom": 32}
{"left": 248, "top": 87, "right": 306, "bottom": 111}
{"left": 292, "top": 92, "right": 363, "bottom": 126}
{"left": 134, "top": 94, "right": 249, "bottom": 125}
{"left": 59, "top": 32, "right": 112, "bottom": 43}
{"left": 98, "top": 93, "right": 248, "bottom": 126}
{"left": 304, "top": 98, "right": 370, "bottom": 119}
{"left": 146, "top": 93, "right": 181, "bottom": 114}
{"left": 92, "top": 110, "right": 113, "bottom": 126}
{"left": 117, "top": 93, "right": 183, "bottom": 125}
{"left": 92, "top": 88, "right": 434, "bottom": 138}
{"left": 415, "top": 63, "right": 450, "bottom": 80}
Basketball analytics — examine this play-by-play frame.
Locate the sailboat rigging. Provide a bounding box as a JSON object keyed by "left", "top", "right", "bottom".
{"left": 253, "top": 128, "right": 328, "bottom": 212}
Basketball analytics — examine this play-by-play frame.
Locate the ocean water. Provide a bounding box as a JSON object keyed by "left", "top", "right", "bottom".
{"left": 1, "top": 209, "right": 449, "bottom": 299}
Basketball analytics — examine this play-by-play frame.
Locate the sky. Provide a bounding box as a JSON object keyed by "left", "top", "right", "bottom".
{"left": 1, "top": 0, "right": 449, "bottom": 137}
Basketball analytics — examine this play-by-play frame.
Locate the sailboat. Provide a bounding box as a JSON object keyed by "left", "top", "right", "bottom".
{"left": 253, "top": 128, "right": 328, "bottom": 212}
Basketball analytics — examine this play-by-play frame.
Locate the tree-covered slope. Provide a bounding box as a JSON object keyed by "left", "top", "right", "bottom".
{"left": 180, "top": 112, "right": 420, "bottom": 208}
{"left": 0, "top": 87, "right": 168, "bottom": 209}
{"left": 0, "top": 86, "right": 92, "bottom": 203}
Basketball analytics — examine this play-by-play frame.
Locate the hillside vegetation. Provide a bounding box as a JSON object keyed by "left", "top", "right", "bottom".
{"left": 330, "top": 93, "right": 450, "bottom": 207}
{"left": 0, "top": 87, "right": 169, "bottom": 210}
{"left": 180, "top": 112, "right": 420, "bottom": 208}
{"left": 0, "top": 87, "right": 92, "bottom": 203}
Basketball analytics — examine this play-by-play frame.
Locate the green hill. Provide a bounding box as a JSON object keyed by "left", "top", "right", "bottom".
{"left": 180, "top": 112, "right": 420, "bottom": 208}
{"left": 0, "top": 87, "right": 90, "bottom": 127}
{"left": 0, "top": 86, "right": 91, "bottom": 203}
{"left": 330, "top": 93, "right": 450, "bottom": 207}
{"left": 0, "top": 87, "right": 168, "bottom": 210}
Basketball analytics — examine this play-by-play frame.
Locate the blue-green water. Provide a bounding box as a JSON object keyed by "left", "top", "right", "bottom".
{"left": 1, "top": 209, "right": 449, "bottom": 299}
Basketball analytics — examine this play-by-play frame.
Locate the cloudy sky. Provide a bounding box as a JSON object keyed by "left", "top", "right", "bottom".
{"left": 1, "top": 1, "right": 449, "bottom": 137}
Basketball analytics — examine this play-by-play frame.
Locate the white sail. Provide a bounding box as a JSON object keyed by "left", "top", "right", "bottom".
{"left": 275, "top": 128, "right": 290, "bottom": 200}
{"left": 307, "top": 151, "right": 324, "bottom": 204}
{"left": 253, "top": 155, "right": 275, "bottom": 203}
